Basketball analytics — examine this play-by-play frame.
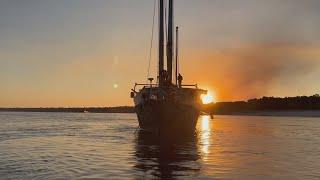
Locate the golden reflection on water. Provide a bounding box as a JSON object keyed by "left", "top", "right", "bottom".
{"left": 199, "top": 115, "right": 211, "bottom": 160}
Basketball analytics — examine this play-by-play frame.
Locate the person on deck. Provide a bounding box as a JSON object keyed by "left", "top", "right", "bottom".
{"left": 178, "top": 73, "right": 183, "bottom": 88}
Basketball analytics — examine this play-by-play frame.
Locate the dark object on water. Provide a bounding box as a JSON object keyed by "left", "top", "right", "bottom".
{"left": 131, "top": 0, "right": 207, "bottom": 133}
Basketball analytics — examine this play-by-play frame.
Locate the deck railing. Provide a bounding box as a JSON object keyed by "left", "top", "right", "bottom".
{"left": 132, "top": 83, "right": 198, "bottom": 92}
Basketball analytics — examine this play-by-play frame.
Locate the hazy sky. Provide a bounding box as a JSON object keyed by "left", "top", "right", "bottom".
{"left": 1, "top": 0, "right": 320, "bottom": 107}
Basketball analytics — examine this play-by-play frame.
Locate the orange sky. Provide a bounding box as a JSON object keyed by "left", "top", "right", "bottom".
{"left": 1, "top": 0, "right": 320, "bottom": 107}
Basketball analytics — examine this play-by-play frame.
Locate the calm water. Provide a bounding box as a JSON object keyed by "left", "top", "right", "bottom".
{"left": 0, "top": 112, "right": 320, "bottom": 179}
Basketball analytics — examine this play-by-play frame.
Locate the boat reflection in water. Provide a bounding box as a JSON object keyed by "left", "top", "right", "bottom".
{"left": 133, "top": 115, "right": 214, "bottom": 179}
{"left": 134, "top": 129, "right": 201, "bottom": 179}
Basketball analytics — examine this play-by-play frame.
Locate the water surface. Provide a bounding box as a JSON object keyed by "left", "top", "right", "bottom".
{"left": 0, "top": 112, "right": 319, "bottom": 179}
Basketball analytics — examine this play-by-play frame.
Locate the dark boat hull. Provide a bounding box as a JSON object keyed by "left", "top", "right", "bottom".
{"left": 135, "top": 101, "right": 200, "bottom": 133}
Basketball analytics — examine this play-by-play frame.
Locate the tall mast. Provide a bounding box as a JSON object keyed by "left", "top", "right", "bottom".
{"left": 175, "top": 26, "right": 179, "bottom": 86}
{"left": 158, "top": 0, "right": 165, "bottom": 86}
{"left": 167, "top": 0, "right": 174, "bottom": 84}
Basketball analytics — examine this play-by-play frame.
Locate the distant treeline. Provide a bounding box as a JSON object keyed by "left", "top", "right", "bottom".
{"left": 1, "top": 95, "right": 320, "bottom": 114}
{"left": 205, "top": 94, "right": 320, "bottom": 114}
{"left": 0, "top": 106, "right": 135, "bottom": 113}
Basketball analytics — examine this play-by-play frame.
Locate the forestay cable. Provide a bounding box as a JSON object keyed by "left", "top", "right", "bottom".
{"left": 146, "top": 0, "right": 157, "bottom": 79}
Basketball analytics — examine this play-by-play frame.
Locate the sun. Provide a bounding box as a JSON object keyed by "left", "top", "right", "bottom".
{"left": 201, "top": 91, "right": 215, "bottom": 104}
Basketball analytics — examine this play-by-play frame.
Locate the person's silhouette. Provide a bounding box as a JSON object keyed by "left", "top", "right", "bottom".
{"left": 178, "top": 73, "right": 183, "bottom": 88}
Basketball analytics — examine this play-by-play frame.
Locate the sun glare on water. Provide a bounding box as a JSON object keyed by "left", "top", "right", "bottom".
{"left": 201, "top": 91, "right": 215, "bottom": 104}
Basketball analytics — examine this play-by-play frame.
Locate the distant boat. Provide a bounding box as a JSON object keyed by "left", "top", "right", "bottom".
{"left": 131, "top": 0, "right": 208, "bottom": 133}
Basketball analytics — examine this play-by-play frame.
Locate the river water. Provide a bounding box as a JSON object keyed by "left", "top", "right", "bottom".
{"left": 0, "top": 112, "right": 319, "bottom": 179}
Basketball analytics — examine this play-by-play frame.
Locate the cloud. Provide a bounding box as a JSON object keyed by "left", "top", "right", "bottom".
{"left": 194, "top": 44, "right": 320, "bottom": 101}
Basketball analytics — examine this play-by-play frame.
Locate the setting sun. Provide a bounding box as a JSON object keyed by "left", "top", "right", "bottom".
{"left": 201, "top": 91, "right": 215, "bottom": 104}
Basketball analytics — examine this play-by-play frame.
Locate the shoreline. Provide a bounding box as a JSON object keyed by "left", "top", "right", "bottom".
{"left": 213, "top": 110, "right": 320, "bottom": 117}
{"left": 0, "top": 107, "right": 135, "bottom": 114}
{"left": 1, "top": 109, "right": 320, "bottom": 117}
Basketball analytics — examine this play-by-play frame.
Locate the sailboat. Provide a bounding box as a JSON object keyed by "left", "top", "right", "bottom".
{"left": 131, "top": 0, "right": 208, "bottom": 133}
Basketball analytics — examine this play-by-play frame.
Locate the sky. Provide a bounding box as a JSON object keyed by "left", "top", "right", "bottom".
{"left": 1, "top": 0, "right": 320, "bottom": 107}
